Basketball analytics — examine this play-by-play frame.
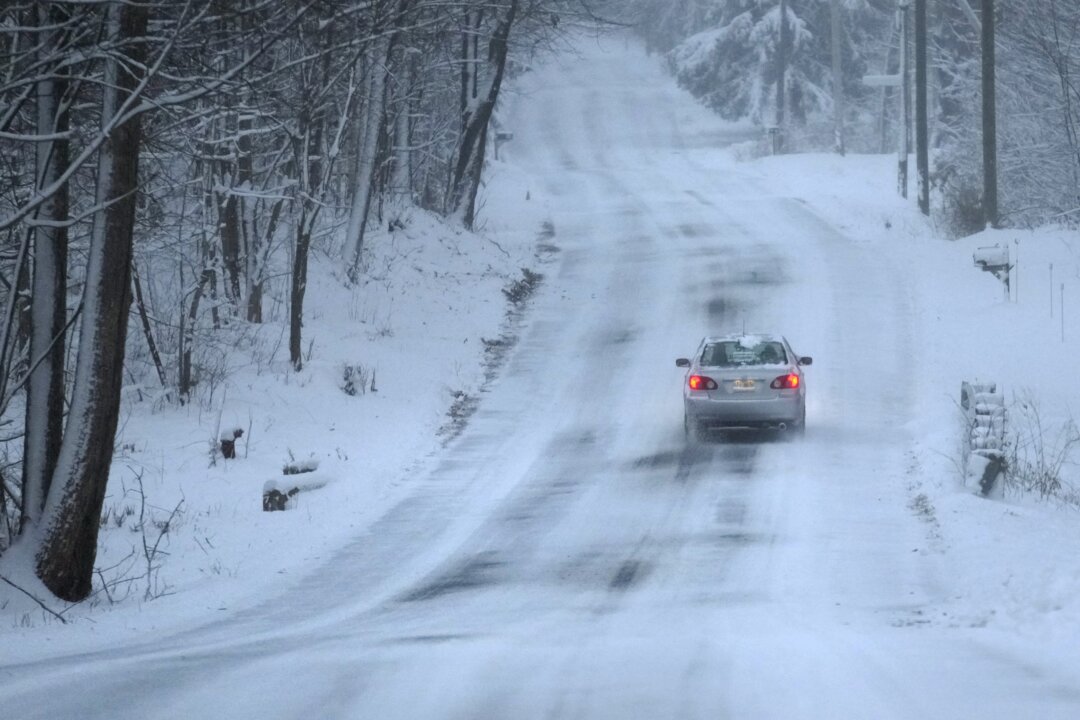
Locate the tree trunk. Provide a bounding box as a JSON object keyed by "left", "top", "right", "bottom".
{"left": 237, "top": 25, "right": 262, "bottom": 323}
{"left": 390, "top": 54, "right": 414, "bottom": 201}
{"left": 0, "top": 237, "right": 32, "bottom": 423}
{"left": 132, "top": 263, "right": 168, "bottom": 392}
{"left": 290, "top": 217, "right": 312, "bottom": 370}
{"left": 13, "top": 242, "right": 32, "bottom": 376}
{"left": 22, "top": 1, "right": 70, "bottom": 531}
{"left": 179, "top": 273, "right": 205, "bottom": 401}
{"left": 342, "top": 0, "right": 416, "bottom": 277}
{"left": 244, "top": 199, "right": 279, "bottom": 326}
{"left": 219, "top": 190, "right": 243, "bottom": 302}
{"left": 35, "top": 0, "right": 148, "bottom": 602}
{"left": 289, "top": 13, "right": 334, "bottom": 370}
{"left": 289, "top": 130, "right": 320, "bottom": 372}
{"left": 343, "top": 35, "right": 393, "bottom": 279}
{"left": 179, "top": 241, "right": 217, "bottom": 402}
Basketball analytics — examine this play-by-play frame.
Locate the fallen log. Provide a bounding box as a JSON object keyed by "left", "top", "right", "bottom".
{"left": 262, "top": 474, "right": 331, "bottom": 511}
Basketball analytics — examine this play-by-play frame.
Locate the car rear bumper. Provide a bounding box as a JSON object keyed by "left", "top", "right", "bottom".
{"left": 686, "top": 395, "right": 803, "bottom": 428}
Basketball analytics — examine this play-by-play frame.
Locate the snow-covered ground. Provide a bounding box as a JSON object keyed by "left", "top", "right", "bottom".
{"left": 751, "top": 150, "right": 1080, "bottom": 642}
{"left": 0, "top": 201, "right": 547, "bottom": 634}
{"left": 3, "top": 34, "right": 1080, "bottom": 719}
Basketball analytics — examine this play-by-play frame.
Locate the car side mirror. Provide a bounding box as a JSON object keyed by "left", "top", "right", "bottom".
{"left": 799, "top": 356, "right": 813, "bottom": 366}
{"left": 675, "top": 358, "right": 691, "bottom": 368}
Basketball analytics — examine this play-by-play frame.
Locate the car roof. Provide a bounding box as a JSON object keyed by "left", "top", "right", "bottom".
{"left": 701, "top": 333, "right": 785, "bottom": 345}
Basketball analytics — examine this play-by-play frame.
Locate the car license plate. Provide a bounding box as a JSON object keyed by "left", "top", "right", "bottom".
{"left": 733, "top": 379, "right": 755, "bottom": 391}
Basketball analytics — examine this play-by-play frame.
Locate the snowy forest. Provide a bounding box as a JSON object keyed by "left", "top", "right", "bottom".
{"left": 1, "top": 0, "right": 1079, "bottom": 604}
{"left": 633, "top": 0, "right": 1080, "bottom": 234}
{"left": 0, "top": 0, "right": 602, "bottom": 602}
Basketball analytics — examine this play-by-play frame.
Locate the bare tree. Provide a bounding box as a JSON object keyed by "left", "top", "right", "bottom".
{"left": 289, "top": 5, "right": 359, "bottom": 369}
{"left": 343, "top": 0, "right": 417, "bottom": 279}
{"left": 35, "top": 0, "right": 150, "bottom": 601}
{"left": 446, "top": 0, "right": 519, "bottom": 228}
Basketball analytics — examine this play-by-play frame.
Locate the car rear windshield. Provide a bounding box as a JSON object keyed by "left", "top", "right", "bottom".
{"left": 701, "top": 341, "right": 787, "bottom": 367}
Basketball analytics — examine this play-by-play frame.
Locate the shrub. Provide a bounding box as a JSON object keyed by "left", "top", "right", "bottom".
{"left": 341, "top": 363, "right": 371, "bottom": 396}
{"left": 502, "top": 268, "right": 543, "bottom": 305}
{"left": 1006, "top": 394, "right": 1080, "bottom": 502}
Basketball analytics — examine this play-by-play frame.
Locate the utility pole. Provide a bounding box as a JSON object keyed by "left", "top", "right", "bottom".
{"left": 775, "top": 0, "right": 790, "bottom": 154}
{"left": 898, "top": 0, "right": 910, "bottom": 198}
{"left": 915, "top": 0, "right": 929, "bottom": 215}
{"left": 862, "top": 3, "right": 908, "bottom": 195}
{"left": 981, "top": 0, "right": 998, "bottom": 227}
{"left": 830, "top": 0, "right": 845, "bottom": 155}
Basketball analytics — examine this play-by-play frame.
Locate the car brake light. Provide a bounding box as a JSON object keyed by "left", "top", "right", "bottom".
{"left": 688, "top": 375, "right": 718, "bottom": 391}
{"left": 770, "top": 374, "right": 800, "bottom": 390}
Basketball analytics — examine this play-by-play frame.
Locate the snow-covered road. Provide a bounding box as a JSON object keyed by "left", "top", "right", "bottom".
{"left": 4, "top": 38, "right": 1080, "bottom": 720}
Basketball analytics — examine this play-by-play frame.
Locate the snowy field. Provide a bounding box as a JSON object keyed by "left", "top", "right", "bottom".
{"left": 3, "top": 35, "right": 1080, "bottom": 719}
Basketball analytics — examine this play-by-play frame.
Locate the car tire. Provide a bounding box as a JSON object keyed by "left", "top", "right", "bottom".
{"left": 781, "top": 408, "right": 806, "bottom": 443}
{"left": 685, "top": 414, "right": 706, "bottom": 444}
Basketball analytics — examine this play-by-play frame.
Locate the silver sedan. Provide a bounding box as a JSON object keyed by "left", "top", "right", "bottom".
{"left": 676, "top": 333, "right": 812, "bottom": 440}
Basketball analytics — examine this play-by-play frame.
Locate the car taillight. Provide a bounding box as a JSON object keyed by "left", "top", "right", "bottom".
{"left": 688, "top": 375, "right": 718, "bottom": 391}
{"left": 770, "top": 374, "right": 800, "bottom": 390}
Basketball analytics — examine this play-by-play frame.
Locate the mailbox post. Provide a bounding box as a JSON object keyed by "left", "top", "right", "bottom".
{"left": 973, "top": 244, "right": 1011, "bottom": 300}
